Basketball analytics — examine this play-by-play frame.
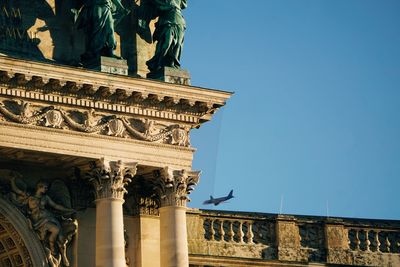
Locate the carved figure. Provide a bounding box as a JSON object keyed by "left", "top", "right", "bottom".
{"left": 139, "top": 0, "right": 187, "bottom": 72}
{"left": 73, "top": 0, "right": 129, "bottom": 62}
{"left": 8, "top": 174, "right": 77, "bottom": 267}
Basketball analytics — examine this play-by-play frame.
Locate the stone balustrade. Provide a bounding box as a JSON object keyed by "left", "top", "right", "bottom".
{"left": 203, "top": 218, "right": 255, "bottom": 244}
{"left": 348, "top": 227, "right": 400, "bottom": 253}
{"left": 187, "top": 209, "right": 400, "bottom": 267}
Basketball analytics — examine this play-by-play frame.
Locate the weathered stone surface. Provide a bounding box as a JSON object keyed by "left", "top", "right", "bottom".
{"left": 147, "top": 67, "right": 191, "bottom": 85}
{"left": 85, "top": 56, "right": 129, "bottom": 76}
{"left": 187, "top": 210, "right": 400, "bottom": 267}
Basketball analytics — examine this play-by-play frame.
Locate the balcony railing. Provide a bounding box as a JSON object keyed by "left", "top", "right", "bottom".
{"left": 187, "top": 209, "right": 400, "bottom": 266}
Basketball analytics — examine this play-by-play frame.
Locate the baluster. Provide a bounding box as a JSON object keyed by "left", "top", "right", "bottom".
{"left": 375, "top": 231, "right": 381, "bottom": 252}
{"left": 246, "top": 221, "right": 254, "bottom": 244}
{"left": 229, "top": 221, "right": 235, "bottom": 242}
{"left": 210, "top": 219, "right": 215, "bottom": 241}
{"left": 355, "top": 230, "right": 361, "bottom": 250}
{"left": 348, "top": 232, "right": 351, "bottom": 248}
{"left": 238, "top": 221, "right": 244, "bottom": 243}
{"left": 365, "top": 229, "right": 371, "bottom": 251}
{"left": 385, "top": 235, "right": 391, "bottom": 253}
{"left": 220, "top": 220, "right": 225, "bottom": 242}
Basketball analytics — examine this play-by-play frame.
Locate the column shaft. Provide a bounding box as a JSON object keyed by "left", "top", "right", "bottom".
{"left": 160, "top": 206, "right": 189, "bottom": 267}
{"left": 96, "top": 198, "right": 126, "bottom": 267}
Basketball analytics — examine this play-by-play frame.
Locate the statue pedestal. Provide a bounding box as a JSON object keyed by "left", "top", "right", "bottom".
{"left": 85, "top": 56, "right": 129, "bottom": 76}
{"left": 147, "top": 67, "right": 191, "bottom": 85}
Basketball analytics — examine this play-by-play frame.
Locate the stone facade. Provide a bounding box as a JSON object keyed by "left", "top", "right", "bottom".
{"left": 0, "top": 56, "right": 398, "bottom": 267}
{"left": 0, "top": 54, "right": 230, "bottom": 267}
{"left": 0, "top": 4, "right": 398, "bottom": 266}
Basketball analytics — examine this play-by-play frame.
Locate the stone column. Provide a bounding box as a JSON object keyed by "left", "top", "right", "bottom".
{"left": 155, "top": 167, "right": 200, "bottom": 267}
{"left": 87, "top": 159, "right": 137, "bottom": 267}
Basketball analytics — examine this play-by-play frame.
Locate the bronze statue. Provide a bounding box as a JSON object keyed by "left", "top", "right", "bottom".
{"left": 73, "top": 0, "right": 129, "bottom": 62}
{"left": 8, "top": 174, "right": 77, "bottom": 267}
{"left": 139, "top": 0, "right": 187, "bottom": 72}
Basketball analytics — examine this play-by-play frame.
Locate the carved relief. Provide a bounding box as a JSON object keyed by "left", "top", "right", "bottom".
{"left": 0, "top": 99, "right": 191, "bottom": 146}
{"left": 86, "top": 159, "right": 138, "bottom": 200}
{"left": 44, "top": 110, "right": 63, "bottom": 128}
{"left": 154, "top": 167, "right": 200, "bottom": 207}
{"left": 0, "top": 170, "right": 77, "bottom": 267}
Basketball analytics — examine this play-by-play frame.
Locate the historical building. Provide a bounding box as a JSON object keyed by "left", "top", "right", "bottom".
{"left": 0, "top": 1, "right": 399, "bottom": 267}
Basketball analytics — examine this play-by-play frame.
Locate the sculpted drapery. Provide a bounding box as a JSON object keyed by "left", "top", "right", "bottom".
{"left": 74, "top": 0, "right": 129, "bottom": 61}
{"left": 139, "top": 0, "right": 187, "bottom": 72}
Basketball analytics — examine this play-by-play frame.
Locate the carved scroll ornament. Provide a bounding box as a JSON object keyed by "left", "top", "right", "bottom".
{"left": 86, "top": 159, "right": 138, "bottom": 200}
{"left": 154, "top": 167, "right": 200, "bottom": 207}
{"left": 0, "top": 100, "right": 191, "bottom": 146}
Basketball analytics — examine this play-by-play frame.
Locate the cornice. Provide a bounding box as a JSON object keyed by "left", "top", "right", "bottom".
{"left": 0, "top": 56, "right": 233, "bottom": 126}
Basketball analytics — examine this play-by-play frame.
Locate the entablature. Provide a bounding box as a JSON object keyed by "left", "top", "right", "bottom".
{"left": 0, "top": 56, "right": 232, "bottom": 126}
{"left": 0, "top": 56, "right": 232, "bottom": 149}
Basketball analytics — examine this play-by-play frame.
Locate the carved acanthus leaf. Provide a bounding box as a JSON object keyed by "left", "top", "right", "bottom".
{"left": 154, "top": 167, "right": 200, "bottom": 207}
{"left": 86, "top": 159, "right": 138, "bottom": 200}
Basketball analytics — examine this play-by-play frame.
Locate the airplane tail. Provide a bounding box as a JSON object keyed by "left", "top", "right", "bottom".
{"left": 228, "top": 190, "right": 233, "bottom": 198}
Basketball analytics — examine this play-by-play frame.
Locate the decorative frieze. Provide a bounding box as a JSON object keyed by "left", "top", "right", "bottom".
{"left": 86, "top": 159, "right": 138, "bottom": 200}
{"left": 0, "top": 99, "right": 191, "bottom": 147}
{"left": 154, "top": 167, "right": 200, "bottom": 207}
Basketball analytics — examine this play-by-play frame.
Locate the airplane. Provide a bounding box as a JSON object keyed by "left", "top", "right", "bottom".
{"left": 203, "top": 190, "right": 234, "bottom": 206}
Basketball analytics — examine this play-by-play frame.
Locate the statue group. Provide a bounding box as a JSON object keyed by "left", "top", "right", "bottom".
{"left": 1, "top": 170, "right": 77, "bottom": 267}
{"left": 73, "top": 0, "right": 187, "bottom": 73}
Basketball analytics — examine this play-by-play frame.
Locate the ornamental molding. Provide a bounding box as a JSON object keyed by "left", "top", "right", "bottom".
{"left": 86, "top": 159, "right": 138, "bottom": 200}
{"left": 154, "top": 167, "right": 200, "bottom": 207}
{"left": 0, "top": 99, "right": 191, "bottom": 147}
{"left": 0, "top": 56, "right": 232, "bottom": 125}
{"left": 0, "top": 86, "right": 202, "bottom": 124}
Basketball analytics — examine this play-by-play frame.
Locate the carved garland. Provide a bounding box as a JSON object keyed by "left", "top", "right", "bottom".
{"left": 0, "top": 100, "right": 191, "bottom": 147}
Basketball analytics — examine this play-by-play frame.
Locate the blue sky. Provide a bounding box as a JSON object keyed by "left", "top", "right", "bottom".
{"left": 181, "top": 0, "right": 400, "bottom": 220}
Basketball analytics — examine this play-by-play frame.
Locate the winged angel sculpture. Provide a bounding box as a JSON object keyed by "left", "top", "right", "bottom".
{"left": 0, "top": 170, "right": 77, "bottom": 267}
{"left": 138, "top": 0, "right": 187, "bottom": 72}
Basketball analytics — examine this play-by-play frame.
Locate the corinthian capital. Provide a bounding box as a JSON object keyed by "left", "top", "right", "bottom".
{"left": 86, "top": 158, "right": 138, "bottom": 200}
{"left": 154, "top": 167, "right": 200, "bottom": 207}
